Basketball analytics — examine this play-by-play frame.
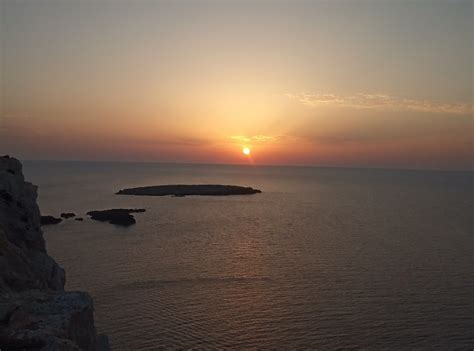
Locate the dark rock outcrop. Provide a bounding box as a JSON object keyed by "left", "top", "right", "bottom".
{"left": 0, "top": 155, "right": 109, "bottom": 350}
{"left": 40, "top": 215, "right": 63, "bottom": 226}
{"left": 75, "top": 217, "right": 84, "bottom": 222}
{"left": 87, "top": 209, "right": 145, "bottom": 226}
{"left": 60, "top": 213, "right": 76, "bottom": 219}
{"left": 117, "top": 184, "right": 262, "bottom": 197}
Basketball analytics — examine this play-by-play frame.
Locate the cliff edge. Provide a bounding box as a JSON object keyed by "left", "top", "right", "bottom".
{"left": 0, "top": 156, "right": 109, "bottom": 350}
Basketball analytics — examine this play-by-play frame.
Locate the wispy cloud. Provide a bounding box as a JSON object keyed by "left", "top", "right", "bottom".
{"left": 285, "top": 92, "right": 473, "bottom": 114}
{"left": 228, "top": 134, "right": 284, "bottom": 144}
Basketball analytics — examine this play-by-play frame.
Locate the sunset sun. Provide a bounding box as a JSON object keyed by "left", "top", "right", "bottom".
{"left": 1, "top": 0, "right": 471, "bottom": 349}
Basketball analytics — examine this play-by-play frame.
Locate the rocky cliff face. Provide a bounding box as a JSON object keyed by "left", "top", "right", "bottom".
{"left": 0, "top": 156, "right": 109, "bottom": 350}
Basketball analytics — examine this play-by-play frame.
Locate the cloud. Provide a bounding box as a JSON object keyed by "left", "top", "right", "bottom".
{"left": 285, "top": 92, "right": 473, "bottom": 114}
{"left": 228, "top": 134, "right": 283, "bottom": 144}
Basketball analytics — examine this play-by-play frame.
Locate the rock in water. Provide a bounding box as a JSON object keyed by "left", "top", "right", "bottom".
{"left": 117, "top": 184, "right": 262, "bottom": 196}
{"left": 60, "top": 212, "right": 76, "bottom": 219}
{"left": 41, "top": 215, "right": 63, "bottom": 225}
{"left": 87, "top": 208, "right": 146, "bottom": 226}
{"left": 0, "top": 155, "right": 109, "bottom": 350}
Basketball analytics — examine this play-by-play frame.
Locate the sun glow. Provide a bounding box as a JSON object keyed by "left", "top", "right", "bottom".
{"left": 243, "top": 147, "right": 251, "bottom": 155}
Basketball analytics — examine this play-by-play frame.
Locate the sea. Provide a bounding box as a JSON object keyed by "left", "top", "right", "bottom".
{"left": 22, "top": 160, "right": 473, "bottom": 350}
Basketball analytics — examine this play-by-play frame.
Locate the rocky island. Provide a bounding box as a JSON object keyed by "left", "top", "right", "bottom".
{"left": 116, "top": 184, "right": 262, "bottom": 197}
{"left": 40, "top": 215, "right": 63, "bottom": 226}
{"left": 0, "top": 156, "right": 109, "bottom": 350}
{"left": 87, "top": 208, "right": 146, "bottom": 226}
{"left": 61, "top": 212, "right": 76, "bottom": 219}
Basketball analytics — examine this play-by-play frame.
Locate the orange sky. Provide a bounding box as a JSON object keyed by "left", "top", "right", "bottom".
{"left": 1, "top": 0, "right": 472, "bottom": 170}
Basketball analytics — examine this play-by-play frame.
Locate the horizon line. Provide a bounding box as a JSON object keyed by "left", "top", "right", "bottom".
{"left": 15, "top": 157, "right": 474, "bottom": 173}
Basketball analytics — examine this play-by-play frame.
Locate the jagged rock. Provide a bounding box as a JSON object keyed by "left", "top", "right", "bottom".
{"left": 0, "top": 156, "right": 64, "bottom": 291}
{"left": 60, "top": 213, "right": 76, "bottom": 219}
{"left": 86, "top": 209, "right": 145, "bottom": 226}
{"left": 117, "top": 184, "right": 262, "bottom": 196}
{"left": 0, "top": 155, "right": 109, "bottom": 350}
{"left": 0, "top": 290, "right": 109, "bottom": 350}
{"left": 75, "top": 218, "right": 84, "bottom": 222}
{"left": 0, "top": 189, "right": 13, "bottom": 203}
{"left": 41, "top": 216, "right": 63, "bottom": 226}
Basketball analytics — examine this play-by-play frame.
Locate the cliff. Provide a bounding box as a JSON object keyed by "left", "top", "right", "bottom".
{"left": 0, "top": 156, "right": 109, "bottom": 350}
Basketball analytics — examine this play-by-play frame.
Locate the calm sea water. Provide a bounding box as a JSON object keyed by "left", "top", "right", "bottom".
{"left": 23, "top": 161, "right": 473, "bottom": 350}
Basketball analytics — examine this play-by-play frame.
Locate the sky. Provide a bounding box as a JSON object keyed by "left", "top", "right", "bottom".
{"left": 0, "top": 0, "right": 472, "bottom": 170}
